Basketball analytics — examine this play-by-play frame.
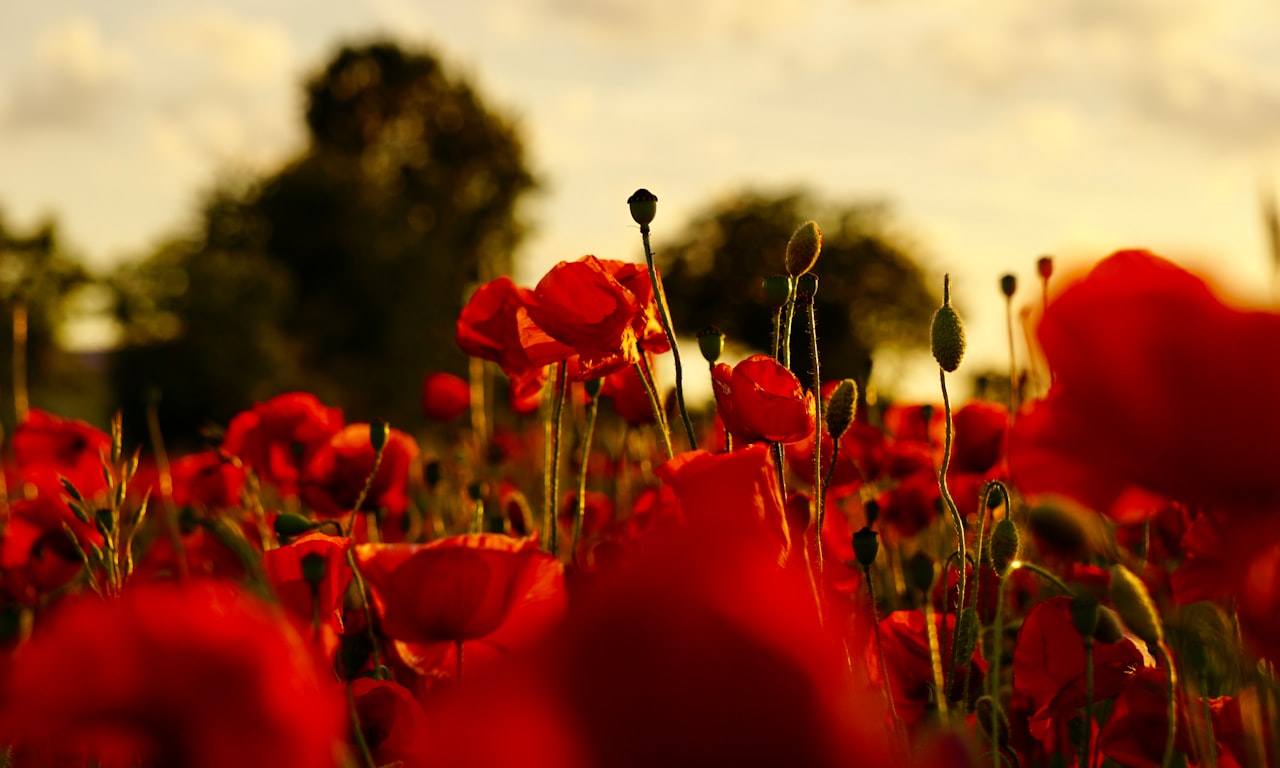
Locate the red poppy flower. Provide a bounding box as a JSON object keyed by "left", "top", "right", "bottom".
{"left": 351, "top": 677, "right": 429, "bottom": 768}
{"left": 422, "top": 371, "right": 472, "bottom": 422}
{"left": 1011, "top": 249, "right": 1280, "bottom": 513}
{"left": 456, "top": 276, "right": 574, "bottom": 377}
{"left": 950, "top": 401, "right": 1008, "bottom": 474}
{"left": 600, "top": 358, "right": 657, "bottom": 427}
{"left": 0, "top": 581, "right": 345, "bottom": 768}
{"left": 222, "top": 392, "right": 345, "bottom": 497}
{"left": 869, "top": 609, "right": 988, "bottom": 728}
{"left": 299, "top": 423, "right": 419, "bottom": 519}
{"left": 1012, "top": 596, "right": 1144, "bottom": 747}
{"left": 712, "top": 354, "right": 815, "bottom": 445}
{"left": 0, "top": 467, "right": 101, "bottom": 604}
{"left": 169, "top": 449, "right": 245, "bottom": 509}
{"left": 263, "top": 531, "right": 353, "bottom": 662}
{"left": 11, "top": 408, "right": 112, "bottom": 499}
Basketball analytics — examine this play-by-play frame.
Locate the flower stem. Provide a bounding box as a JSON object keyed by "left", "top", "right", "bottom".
{"left": 923, "top": 587, "right": 951, "bottom": 724}
{"left": 865, "top": 564, "right": 907, "bottom": 757}
{"left": 1157, "top": 641, "right": 1179, "bottom": 768}
{"left": 939, "top": 368, "right": 967, "bottom": 691}
{"left": 1005, "top": 292, "right": 1018, "bottom": 418}
{"left": 572, "top": 387, "right": 601, "bottom": 566}
{"left": 547, "top": 362, "right": 569, "bottom": 555}
{"left": 1083, "top": 637, "right": 1094, "bottom": 768}
{"left": 634, "top": 358, "right": 674, "bottom": 460}
{"left": 639, "top": 224, "right": 697, "bottom": 450}
{"left": 807, "top": 297, "right": 825, "bottom": 574}
{"left": 345, "top": 436, "right": 387, "bottom": 538}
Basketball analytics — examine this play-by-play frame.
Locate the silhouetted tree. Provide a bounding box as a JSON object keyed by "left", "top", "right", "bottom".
{"left": 658, "top": 189, "right": 938, "bottom": 387}
{"left": 111, "top": 40, "right": 537, "bottom": 442}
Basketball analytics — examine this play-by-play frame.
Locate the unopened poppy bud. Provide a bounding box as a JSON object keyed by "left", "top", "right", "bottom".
{"left": 762, "top": 275, "right": 794, "bottom": 308}
{"left": 274, "top": 513, "right": 315, "bottom": 538}
{"left": 785, "top": 220, "right": 822, "bottom": 277}
{"left": 369, "top": 420, "right": 389, "bottom": 453}
{"left": 906, "top": 551, "right": 936, "bottom": 593}
{"left": 955, "top": 606, "right": 980, "bottom": 664}
{"left": 1071, "top": 595, "right": 1100, "bottom": 639}
{"left": 1037, "top": 255, "right": 1054, "bottom": 280}
{"left": 825, "top": 378, "right": 858, "bottom": 439}
{"left": 697, "top": 325, "right": 725, "bottom": 364}
{"left": 990, "top": 518, "right": 1020, "bottom": 575}
{"left": 852, "top": 526, "right": 879, "bottom": 567}
{"left": 627, "top": 188, "right": 658, "bottom": 226}
{"left": 423, "top": 459, "right": 443, "bottom": 489}
{"left": 1109, "top": 564, "right": 1164, "bottom": 647}
{"left": 1000, "top": 273, "right": 1017, "bottom": 298}
{"left": 584, "top": 378, "right": 603, "bottom": 398}
{"left": 467, "top": 482, "right": 487, "bottom": 502}
{"left": 794, "top": 273, "right": 818, "bottom": 303}
{"left": 300, "top": 552, "right": 327, "bottom": 590}
{"left": 975, "top": 696, "right": 1010, "bottom": 746}
{"left": 1027, "top": 504, "right": 1085, "bottom": 554}
{"left": 930, "top": 276, "right": 966, "bottom": 373}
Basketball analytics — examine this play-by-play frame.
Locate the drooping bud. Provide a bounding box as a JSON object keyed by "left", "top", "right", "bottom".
{"left": 1000, "top": 273, "right": 1017, "bottom": 298}
{"left": 852, "top": 526, "right": 879, "bottom": 568}
{"left": 762, "top": 275, "right": 794, "bottom": 309}
{"left": 990, "top": 518, "right": 1020, "bottom": 575}
{"left": 697, "top": 325, "right": 725, "bottom": 364}
{"left": 627, "top": 188, "right": 658, "bottom": 226}
{"left": 1109, "top": 565, "right": 1164, "bottom": 647}
{"left": 1037, "top": 255, "right": 1054, "bottom": 280}
{"left": 784, "top": 220, "right": 822, "bottom": 277}
{"left": 794, "top": 273, "right": 818, "bottom": 304}
{"left": 906, "top": 551, "right": 937, "bottom": 593}
{"left": 1071, "top": 595, "right": 1100, "bottom": 640}
{"left": 369, "top": 420, "right": 389, "bottom": 453}
{"left": 930, "top": 275, "right": 966, "bottom": 373}
{"left": 274, "top": 512, "right": 315, "bottom": 538}
{"left": 975, "top": 696, "right": 1010, "bottom": 746}
{"left": 825, "top": 379, "right": 859, "bottom": 439}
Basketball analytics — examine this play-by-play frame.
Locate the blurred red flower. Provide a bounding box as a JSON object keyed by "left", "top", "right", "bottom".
{"left": 170, "top": 449, "right": 245, "bottom": 509}
{"left": 422, "top": 371, "right": 472, "bottom": 422}
{"left": 1011, "top": 249, "right": 1280, "bottom": 513}
{"left": 263, "top": 531, "right": 353, "bottom": 662}
{"left": 870, "top": 609, "right": 987, "bottom": 727}
{"left": 0, "top": 581, "right": 345, "bottom": 768}
{"left": 599, "top": 358, "right": 657, "bottom": 427}
{"left": 299, "top": 423, "right": 419, "bottom": 520}
{"left": 11, "top": 408, "right": 111, "bottom": 499}
{"left": 711, "top": 354, "right": 815, "bottom": 445}
{"left": 351, "top": 677, "right": 429, "bottom": 768}
{"left": 0, "top": 467, "right": 101, "bottom": 605}
{"left": 222, "top": 392, "right": 345, "bottom": 497}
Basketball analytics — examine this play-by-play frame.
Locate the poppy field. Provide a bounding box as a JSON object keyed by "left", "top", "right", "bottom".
{"left": 1, "top": 194, "right": 1278, "bottom": 768}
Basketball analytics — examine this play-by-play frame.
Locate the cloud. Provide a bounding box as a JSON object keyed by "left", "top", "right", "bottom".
{"left": 0, "top": 15, "right": 133, "bottom": 131}
{"left": 518, "top": 0, "right": 817, "bottom": 47}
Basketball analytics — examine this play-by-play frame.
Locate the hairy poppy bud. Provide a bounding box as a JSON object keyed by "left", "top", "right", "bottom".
{"left": 1109, "top": 564, "right": 1164, "bottom": 647}
{"left": 906, "top": 551, "right": 936, "bottom": 593}
{"left": 627, "top": 188, "right": 658, "bottom": 226}
{"left": 930, "top": 276, "right": 966, "bottom": 372}
{"left": 794, "top": 273, "right": 818, "bottom": 303}
{"left": 369, "top": 420, "right": 389, "bottom": 453}
{"left": 852, "top": 526, "right": 879, "bottom": 568}
{"left": 697, "top": 325, "right": 725, "bottom": 364}
{"left": 785, "top": 221, "right": 822, "bottom": 277}
{"left": 1037, "top": 255, "right": 1054, "bottom": 280}
{"left": 955, "top": 606, "right": 980, "bottom": 665}
{"left": 825, "top": 378, "right": 858, "bottom": 439}
{"left": 990, "top": 518, "right": 1020, "bottom": 575}
{"left": 1000, "top": 273, "right": 1017, "bottom": 298}
{"left": 976, "top": 696, "right": 1010, "bottom": 746}
{"left": 274, "top": 512, "right": 315, "bottom": 538}
{"left": 762, "top": 275, "right": 793, "bottom": 309}
{"left": 1071, "top": 595, "right": 1100, "bottom": 640}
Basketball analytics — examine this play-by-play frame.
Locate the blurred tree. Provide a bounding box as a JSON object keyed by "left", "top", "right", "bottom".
{"left": 657, "top": 189, "right": 938, "bottom": 388}
{"left": 0, "top": 212, "right": 90, "bottom": 428}
{"left": 111, "top": 40, "right": 537, "bottom": 443}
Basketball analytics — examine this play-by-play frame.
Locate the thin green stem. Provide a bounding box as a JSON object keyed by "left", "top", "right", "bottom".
{"left": 346, "top": 680, "right": 378, "bottom": 768}
{"left": 821, "top": 439, "right": 840, "bottom": 503}
{"left": 548, "top": 362, "right": 569, "bottom": 556}
{"left": 781, "top": 296, "right": 797, "bottom": 369}
{"left": 866, "top": 565, "right": 907, "bottom": 758}
{"left": 346, "top": 549, "right": 388, "bottom": 681}
{"left": 771, "top": 306, "right": 783, "bottom": 360}
{"left": 634, "top": 358, "right": 674, "bottom": 460}
{"left": 1005, "top": 294, "right": 1018, "bottom": 417}
{"left": 923, "top": 585, "right": 951, "bottom": 724}
{"left": 640, "top": 225, "right": 697, "bottom": 450}
{"left": 940, "top": 368, "right": 967, "bottom": 692}
{"left": 807, "top": 298, "right": 825, "bottom": 574}
{"left": 344, "top": 438, "right": 387, "bottom": 538}
{"left": 572, "top": 389, "right": 601, "bottom": 565}
{"left": 1083, "top": 637, "right": 1094, "bottom": 768}
{"left": 1157, "top": 642, "right": 1179, "bottom": 768}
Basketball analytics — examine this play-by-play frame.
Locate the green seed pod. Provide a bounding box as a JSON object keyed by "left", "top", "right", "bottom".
{"left": 1000, "top": 273, "right": 1017, "bottom": 298}
{"left": 825, "top": 378, "right": 859, "bottom": 439}
{"left": 300, "top": 552, "right": 327, "bottom": 590}
{"left": 785, "top": 220, "right": 822, "bottom": 277}
{"left": 852, "top": 526, "right": 879, "bottom": 568}
{"left": 697, "top": 325, "right": 725, "bottom": 364}
{"left": 273, "top": 512, "right": 315, "bottom": 538}
{"left": 954, "top": 606, "right": 981, "bottom": 665}
{"left": 794, "top": 273, "right": 818, "bottom": 303}
{"left": 990, "top": 518, "right": 1020, "bottom": 575}
{"left": 906, "top": 551, "right": 937, "bottom": 593}
{"left": 1109, "top": 564, "right": 1164, "bottom": 647}
{"left": 1070, "top": 595, "right": 1100, "bottom": 640}
{"left": 762, "top": 275, "right": 794, "bottom": 309}
{"left": 930, "top": 304, "right": 966, "bottom": 373}
{"left": 627, "top": 188, "right": 658, "bottom": 226}
{"left": 369, "top": 420, "right": 390, "bottom": 452}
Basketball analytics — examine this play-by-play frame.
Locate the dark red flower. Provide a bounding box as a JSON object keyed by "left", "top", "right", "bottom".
{"left": 299, "top": 423, "right": 419, "bottom": 520}
{"left": 222, "top": 392, "right": 345, "bottom": 497}
{"left": 1011, "top": 249, "right": 1280, "bottom": 513}
{"left": 870, "top": 609, "right": 988, "bottom": 727}
{"left": 0, "top": 581, "right": 345, "bottom": 768}
{"left": 456, "top": 276, "right": 574, "bottom": 378}
{"left": 422, "top": 371, "right": 472, "bottom": 422}
{"left": 524, "top": 256, "right": 649, "bottom": 372}
{"left": 351, "top": 678, "right": 429, "bottom": 768}
{"left": 711, "top": 354, "right": 815, "bottom": 445}
{"left": 0, "top": 467, "right": 101, "bottom": 604}
{"left": 950, "top": 401, "right": 1008, "bottom": 474}
{"left": 263, "top": 531, "right": 354, "bottom": 662}
{"left": 170, "top": 449, "right": 245, "bottom": 508}
{"left": 11, "top": 408, "right": 111, "bottom": 498}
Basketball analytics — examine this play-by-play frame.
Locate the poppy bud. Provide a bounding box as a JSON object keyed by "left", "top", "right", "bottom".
{"left": 930, "top": 276, "right": 966, "bottom": 373}
{"left": 906, "top": 551, "right": 936, "bottom": 593}
{"left": 1037, "top": 255, "right": 1054, "bottom": 280}
{"left": 369, "top": 421, "right": 389, "bottom": 453}
{"left": 785, "top": 221, "right": 822, "bottom": 277}
{"left": 990, "top": 518, "right": 1020, "bottom": 575}
{"left": 852, "top": 526, "right": 879, "bottom": 567}
{"left": 825, "top": 379, "right": 858, "bottom": 439}
{"left": 300, "top": 552, "right": 327, "bottom": 591}
{"left": 1027, "top": 504, "right": 1086, "bottom": 554}
{"left": 1071, "top": 595, "right": 1100, "bottom": 640}
{"left": 273, "top": 513, "right": 315, "bottom": 538}
{"left": 1000, "top": 273, "right": 1017, "bottom": 298}
{"left": 975, "top": 695, "right": 1010, "bottom": 746}
{"left": 762, "top": 275, "right": 794, "bottom": 309}
{"left": 467, "top": 482, "right": 487, "bottom": 502}
{"left": 584, "top": 378, "right": 603, "bottom": 399}
{"left": 794, "top": 273, "right": 818, "bottom": 304}
{"left": 955, "top": 606, "right": 980, "bottom": 665}
{"left": 627, "top": 188, "right": 658, "bottom": 226}
{"left": 697, "top": 325, "right": 725, "bottom": 364}
{"left": 1109, "top": 564, "right": 1164, "bottom": 647}
{"left": 422, "top": 459, "right": 443, "bottom": 490}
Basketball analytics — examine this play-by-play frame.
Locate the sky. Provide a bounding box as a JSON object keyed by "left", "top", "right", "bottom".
{"left": 1, "top": 0, "right": 1278, "bottom": 401}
